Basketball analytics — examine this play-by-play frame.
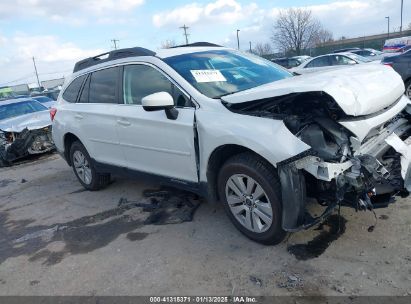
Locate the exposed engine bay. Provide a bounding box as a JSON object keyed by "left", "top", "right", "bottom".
{"left": 224, "top": 91, "right": 411, "bottom": 231}
{"left": 0, "top": 127, "right": 55, "bottom": 167}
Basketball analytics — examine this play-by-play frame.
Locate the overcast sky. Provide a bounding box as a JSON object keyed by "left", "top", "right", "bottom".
{"left": 0, "top": 0, "right": 410, "bottom": 86}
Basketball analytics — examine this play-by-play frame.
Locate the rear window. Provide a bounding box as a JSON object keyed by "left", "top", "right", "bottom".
{"left": 62, "top": 75, "right": 86, "bottom": 103}
{"left": 0, "top": 100, "right": 47, "bottom": 120}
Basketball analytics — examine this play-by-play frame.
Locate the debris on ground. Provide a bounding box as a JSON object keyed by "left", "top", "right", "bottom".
{"left": 275, "top": 271, "right": 304, "bottom": 290}
{"left": 0, "top": 179, "right": 15, "bottom": 187}
{"left": 287, "top": 214, "right": 347, "bottom": 260}
{"left": 118, "top": 186, "right": 202, "bottom": 225}
{"left": 2, "top": 186, "right": 202, "bottom": 266}
{"left": 249, "top": 275, "right": 263, "bottom": 287}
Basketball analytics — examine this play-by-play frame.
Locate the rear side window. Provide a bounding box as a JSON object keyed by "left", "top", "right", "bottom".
{"left": 89, "top": 67, "right": 119, "bottom": 104}
{"left": 79, "top": 76, "right": 90, "bottom": 103}
{"left": 62, "top": 75, "right": 86, "bottom": 103}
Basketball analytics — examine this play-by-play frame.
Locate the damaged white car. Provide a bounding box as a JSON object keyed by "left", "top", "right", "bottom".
{"left": 52, "top": 43, "right": 411, "bottom": 244}
{"left": 0, "top": 98, "right": 55, "bottom": 166}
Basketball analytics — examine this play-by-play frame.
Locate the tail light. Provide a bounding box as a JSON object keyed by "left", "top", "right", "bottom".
{"left": 50, "top": 108, "right": 57, "bottom": 121}
{"left": 383, "top": 62, "right": 393, "bottom": 67}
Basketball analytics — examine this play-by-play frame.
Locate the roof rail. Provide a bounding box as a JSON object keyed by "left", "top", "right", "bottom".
{"left": 73, "top": 47, "right": 156, "bottom": 73}
{"left": 170, "top": 42, "right": 222, "bottom": 48}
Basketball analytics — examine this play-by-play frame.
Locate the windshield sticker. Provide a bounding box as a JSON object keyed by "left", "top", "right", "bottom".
{"left": 190, "top": 70, "right": 227, "bottom": 83}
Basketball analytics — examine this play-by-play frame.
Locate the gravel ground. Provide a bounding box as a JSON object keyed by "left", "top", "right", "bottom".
{"left": 0, "top": 153, "right": 410, "bottom": 296}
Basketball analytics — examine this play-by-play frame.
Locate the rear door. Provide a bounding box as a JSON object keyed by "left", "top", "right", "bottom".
{"left": 115, "top": 63, "right": 198, "bottom": 183}
{"left": 66, "top": 67, "right": 127, "bottom": 167}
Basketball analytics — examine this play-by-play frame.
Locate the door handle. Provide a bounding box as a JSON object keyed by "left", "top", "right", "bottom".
{"left": 117, "top": 119, "right": 131, "bottom": 126}
{"left": 74, "top": 114, "right": 83, "bottom": 120}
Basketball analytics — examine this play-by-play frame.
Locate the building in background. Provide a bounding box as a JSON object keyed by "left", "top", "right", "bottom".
{"left": 41, "top": 78, "right": 65, "bottom": 90}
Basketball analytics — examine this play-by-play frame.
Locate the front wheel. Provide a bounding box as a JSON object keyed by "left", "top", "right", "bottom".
{"left": 69, "top": 141, "right": 110, "bottom": 191}
{"left": 217, "top": 152, "right": 286, "bottom": 245}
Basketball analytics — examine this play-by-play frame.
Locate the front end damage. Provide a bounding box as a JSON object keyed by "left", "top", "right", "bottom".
{"left": 224, "top": 92, "right": 411, "bottom": 231}
{"left": 0, "top": 127, "right": 55, "bottom": 166}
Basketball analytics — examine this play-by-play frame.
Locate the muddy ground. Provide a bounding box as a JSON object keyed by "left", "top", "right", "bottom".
{"left": 0, "top": 153, "right": 410, "bottom": 296}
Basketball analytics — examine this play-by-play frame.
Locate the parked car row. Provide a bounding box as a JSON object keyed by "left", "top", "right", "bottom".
{"left": 382, "top": 50, "right": 411, "bottom": 99}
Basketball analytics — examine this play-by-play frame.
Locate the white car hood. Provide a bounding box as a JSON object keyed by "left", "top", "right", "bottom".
{"left": 0, "top": 110, "right": 51, "bottom": 132}
{"left": 222, "top": 64, "right": 405, "bottom": 116}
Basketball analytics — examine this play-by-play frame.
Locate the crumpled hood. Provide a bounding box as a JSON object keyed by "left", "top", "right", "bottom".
{"left": 0, "top": 111, "right": 51, "bottom": 132}
{"left": 222, "top": 64, "right": 405, "bottom": 116}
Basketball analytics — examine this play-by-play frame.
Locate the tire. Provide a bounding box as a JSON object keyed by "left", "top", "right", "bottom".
{"left": 405, "top": 79, "right": 411, "bottom": 100}
{"left": 69, "top": 141, "right": 110, "bottom": 191}
{"left": 217, "top": 152, "right": 286, "bottom": 245}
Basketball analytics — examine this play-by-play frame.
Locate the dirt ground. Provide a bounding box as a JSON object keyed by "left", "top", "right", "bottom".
{"left": 0, "top": 153, "right": 410, "bottom": 296}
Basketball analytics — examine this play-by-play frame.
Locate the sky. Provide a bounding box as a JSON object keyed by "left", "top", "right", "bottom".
{"left": 0, "top": 0, "right": 410, "bottom": 86}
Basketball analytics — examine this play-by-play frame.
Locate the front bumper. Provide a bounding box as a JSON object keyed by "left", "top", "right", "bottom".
{"left": 280, "top": 104, "right": 411, "bottom": 231}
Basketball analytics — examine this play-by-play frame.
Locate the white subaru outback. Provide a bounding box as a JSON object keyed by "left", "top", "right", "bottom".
{"left": 52, "top": 42, "right": 411, "bottom": 244}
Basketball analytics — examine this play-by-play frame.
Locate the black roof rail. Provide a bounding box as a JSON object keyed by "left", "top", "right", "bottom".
{"left": 73, "top": 47, "right": 156, "bottom": 73}
{"left": 170, "top": 42, "right": 222, "bottom": 48}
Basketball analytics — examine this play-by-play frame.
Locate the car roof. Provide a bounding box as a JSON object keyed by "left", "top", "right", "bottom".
{"left": 72, "top": 43, "right": 229, "bottom": 74}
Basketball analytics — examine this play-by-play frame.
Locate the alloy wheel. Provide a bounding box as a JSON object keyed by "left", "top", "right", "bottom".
{"left": 225, "top": 174, "right": 273, "bottom": 233}
{"left": 72, "top": 150, "right": 92, "bottom": 185}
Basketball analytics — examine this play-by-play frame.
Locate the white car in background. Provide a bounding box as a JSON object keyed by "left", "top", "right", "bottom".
{"left": 291, "top": 52, "right": 375, "bottom": 74}
{"left": 52, "top": 43, "right": 410, "bottom": 245}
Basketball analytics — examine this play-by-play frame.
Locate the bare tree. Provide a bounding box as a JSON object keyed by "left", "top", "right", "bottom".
{"left": 313, "top": 27, "right": 333, "bottom": 46}
{"left": 253, "top": 42, "right": 273, "bottom": 56}
{"left": 271, "top": 8, "right": 328, "bottom": 55}
{"left": 160, "top": 39, "right": 177, "bottom": 49}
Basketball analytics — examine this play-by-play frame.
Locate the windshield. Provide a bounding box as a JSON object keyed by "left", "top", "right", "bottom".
{"left": 346, "top": 53, "right": 372, "bottom": 63}
{"left": 164, "top": 50, "right": 292, "bottom": 98}
{"left": 0, "top": 100, "right": 47, "bottom": 120}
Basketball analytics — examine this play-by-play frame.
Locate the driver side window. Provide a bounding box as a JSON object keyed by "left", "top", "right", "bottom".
{"left": 123, "top": 65, "right": 191, "bottom": 107}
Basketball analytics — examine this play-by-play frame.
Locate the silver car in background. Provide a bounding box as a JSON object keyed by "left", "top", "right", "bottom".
{"left": 0, "top": 98, "right": 54, "bottom": 166}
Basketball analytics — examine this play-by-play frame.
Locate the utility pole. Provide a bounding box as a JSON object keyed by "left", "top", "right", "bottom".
{"left": 385, "top": 16, "right": 390, "bottom": 39}
{"left": 400, "top": 0, "right": 403, "bottom": 33}
{"left": 111, "top": 39, "right": 119, "bottom": 50}
{"left": 32, "top": 57, "right": 41, "bottom": 89}
{"left": 249, "top": 41, "right": 252, "bottom": 52}
{"left": 180, "top": 24, "right": 189, "bottom": 45}
{"left": 236, "top": 29, "right": 240, "bottom": 50}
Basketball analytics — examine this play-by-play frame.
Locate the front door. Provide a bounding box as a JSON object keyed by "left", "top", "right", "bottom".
{"left": 115, "top": 64, "right": 198, "bottom": 183}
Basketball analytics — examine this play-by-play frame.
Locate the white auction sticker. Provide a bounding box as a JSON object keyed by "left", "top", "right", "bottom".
{"left": 190, "top": 70, "right": 227, "bottom": 83}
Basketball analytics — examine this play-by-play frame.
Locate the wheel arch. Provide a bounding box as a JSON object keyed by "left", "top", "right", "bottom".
{"left": 63, "top": 132, "right": 82, "bottom": 166}
{"left": 205, "top": 144, "right": 277, "bottom": 202}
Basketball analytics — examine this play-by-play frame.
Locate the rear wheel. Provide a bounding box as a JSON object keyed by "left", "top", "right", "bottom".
{"left": 217, "top": 152, "right": 286, "bottom": 245}
{"left": 406, "top": 79, "right": 411, "bottom": 100}
{"left": 69, "top": 141, "right": 110, "bottom": 191}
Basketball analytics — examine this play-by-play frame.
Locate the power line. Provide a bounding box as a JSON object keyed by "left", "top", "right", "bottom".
{"left": 111, "top": 38, "right": 119, "bottom": 50}
{"left": 179, "top": 24, "right": 189, "bottom": 45}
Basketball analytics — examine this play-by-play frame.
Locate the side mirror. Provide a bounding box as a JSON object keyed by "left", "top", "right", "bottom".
{"left": 141, "top": 92, "right": 178, "bottom": 120}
